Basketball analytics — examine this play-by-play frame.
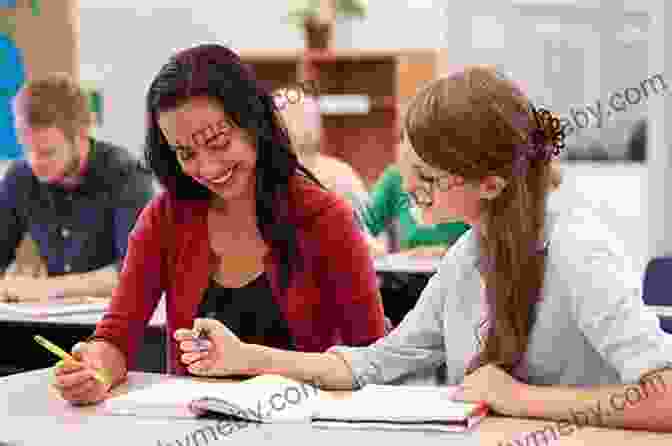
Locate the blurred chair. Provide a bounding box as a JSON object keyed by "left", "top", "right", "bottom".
{"left": 642, "top": 257, "right": 672, "bottom": 333}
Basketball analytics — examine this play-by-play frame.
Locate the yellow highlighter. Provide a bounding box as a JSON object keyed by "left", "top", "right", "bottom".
{"left": 34, "top": 335, "right": 110, "bottom": 385}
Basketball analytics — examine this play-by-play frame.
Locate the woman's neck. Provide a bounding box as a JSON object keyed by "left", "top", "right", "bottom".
{"left": 210, "top": 191, "right": 257, "bottom": 221}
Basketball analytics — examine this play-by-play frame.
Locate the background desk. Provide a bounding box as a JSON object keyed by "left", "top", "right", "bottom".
{"left": 0, "top": 300, "right": 167, "bottom": 377}
{"left": 1, "top": 369, "right": 670, "bottom": 446}
{"left": 374, "top": 253, "right": 440, "bottom": 326}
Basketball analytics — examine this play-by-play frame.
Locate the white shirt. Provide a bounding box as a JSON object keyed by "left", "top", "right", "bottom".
{"left": 330, "top": 207, "right": 672, "bottom": 387}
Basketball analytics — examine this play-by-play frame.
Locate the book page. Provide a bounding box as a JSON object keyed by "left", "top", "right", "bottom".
{"left": 314, "top": 385, "right": 479, "bottom": 422}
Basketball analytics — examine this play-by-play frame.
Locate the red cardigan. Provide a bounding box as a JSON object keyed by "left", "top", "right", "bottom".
{"left": 92, "top": 175, "right": 386, "bottom": 375}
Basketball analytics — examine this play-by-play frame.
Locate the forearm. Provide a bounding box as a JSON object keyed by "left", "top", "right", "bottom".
{"left": 52, "top": 265, "right": 118, "bottom": 298}
{"left": 243, "top": 344, "right": 356, "bottom": 390}
{"left": 517, "top": 369, "right": 672, "bottom": 431}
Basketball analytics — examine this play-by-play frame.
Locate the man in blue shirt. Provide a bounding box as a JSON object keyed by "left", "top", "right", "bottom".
{"left": 0, "top": 74, "right": 154, "bottom": 301}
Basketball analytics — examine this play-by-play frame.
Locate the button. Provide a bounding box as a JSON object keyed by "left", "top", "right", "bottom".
{"left": 64, "top": 264, "right": 72, "bottom": 273}
{"left": 61, "top": 228, "right": 70, "bottom": 238}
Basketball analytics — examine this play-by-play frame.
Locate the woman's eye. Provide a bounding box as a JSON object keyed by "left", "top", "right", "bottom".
{"left": 418, "top": 174, "right": 435, "bottom": 183}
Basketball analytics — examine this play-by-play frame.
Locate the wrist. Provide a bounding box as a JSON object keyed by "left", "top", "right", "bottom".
{"left": 241, "top": 342, "right": 268, "bottom": 374}
{"left": 512, "top": 382, "right": 540, "bottom": 418}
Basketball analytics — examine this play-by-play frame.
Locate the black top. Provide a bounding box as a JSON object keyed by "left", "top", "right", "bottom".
{"left": 196, "top": 273, "right": 296, "bottom": 351}
{"left": 0, "top": 138, "right": 155, "bottom": 275}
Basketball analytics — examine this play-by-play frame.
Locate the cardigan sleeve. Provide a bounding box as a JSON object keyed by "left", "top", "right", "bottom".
{"left": 90, "top": 193, "right": 167, "bottom": 371}
{"left": 310, "top": 198, "right": 387, "bottom": 347}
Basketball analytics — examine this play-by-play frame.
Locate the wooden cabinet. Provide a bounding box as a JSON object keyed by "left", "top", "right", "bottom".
{"left": 240, "top": 48, "right": 446, "bottom": 186}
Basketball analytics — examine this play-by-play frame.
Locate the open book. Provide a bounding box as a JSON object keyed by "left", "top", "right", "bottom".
{"left": 103, "top": 375, "right": 487, "bottom": 432}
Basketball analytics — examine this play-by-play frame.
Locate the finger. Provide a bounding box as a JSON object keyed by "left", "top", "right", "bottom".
{"left": 71, "top": 342, "right": 89, "bottom": 358}
{"left": 187, "top": 359, "right": 217, "bottom": 376}
{"left": 181, "top": 351, "right": 209, "bottom": 364}
{"left": 54, "top": 359, "right": 84, "bottom": 375}
{"left": 60, "top": 378, "right": 99, "bottom": 401}
{"left": 54, "top": 368, "right": 99, "bottom": 389}
{"left": 192, "top": 318, "right": 229, "bottom": 336}
{"left": 179, "top": 339, "right": 211, "bottom": 352}
{"left": 174, "top": 328, "right": 197, "bottom": 341}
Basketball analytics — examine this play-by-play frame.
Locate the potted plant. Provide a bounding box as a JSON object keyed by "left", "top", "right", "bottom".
{"left": 287, "top": 0, "right": 367, "bottom": 50}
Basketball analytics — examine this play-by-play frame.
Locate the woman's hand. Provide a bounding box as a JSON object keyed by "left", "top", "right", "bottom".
{"left": 174, "top": 318, "right": 258, "bottom": 377}
{"left": 52, "top": 342, "right": 113, "bottom": 406}
{"left": 453, "top": 364, "right": 529, "bottom": 417}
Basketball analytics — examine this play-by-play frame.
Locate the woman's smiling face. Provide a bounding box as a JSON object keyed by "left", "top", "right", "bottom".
{"left": 158, "top": 96, "right": 257, "bottom": 202}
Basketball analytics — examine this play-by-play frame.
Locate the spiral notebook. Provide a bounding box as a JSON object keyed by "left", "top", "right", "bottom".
{"left": 103, "top": 375, "right": 487, "bottom": 433}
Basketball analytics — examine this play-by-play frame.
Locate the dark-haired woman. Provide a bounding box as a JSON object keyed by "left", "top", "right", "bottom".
{"left": 51, "top": 44, "right": 386, "bottom": 404}
{"left": 174, "top": 66, "right": 672, "bottom": 432}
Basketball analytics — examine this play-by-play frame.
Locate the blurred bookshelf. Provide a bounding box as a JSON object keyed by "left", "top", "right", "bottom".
{"left": 239, "top": 48, "right": 446, "bottom": 186}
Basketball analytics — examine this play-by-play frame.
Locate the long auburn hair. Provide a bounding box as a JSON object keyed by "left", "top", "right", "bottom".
{"left": 144, "top": 44, "right": 323, "bottom": 292}
{"left": 404, "top": 66, "right": 562, "bottom": 376}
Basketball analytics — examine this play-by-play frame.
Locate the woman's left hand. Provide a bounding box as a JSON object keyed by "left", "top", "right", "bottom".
{"left": 453, "top": 364, "right": 529, "bottom": 417}
{"left": 174, "top": 318, "right": 258, "bottom": 377}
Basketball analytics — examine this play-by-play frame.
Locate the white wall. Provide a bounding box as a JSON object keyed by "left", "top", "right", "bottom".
{"left": 78, "top": 0, "right": 656, "bottom": 157}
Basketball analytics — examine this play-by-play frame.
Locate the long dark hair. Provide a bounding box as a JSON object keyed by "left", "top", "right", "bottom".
{"left": 145, "top": 43, "right": 322, "bottom": 292}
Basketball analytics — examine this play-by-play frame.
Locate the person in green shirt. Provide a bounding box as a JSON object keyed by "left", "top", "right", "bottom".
{"left": 363, "top": 163, "right": 470, "bottom": 255}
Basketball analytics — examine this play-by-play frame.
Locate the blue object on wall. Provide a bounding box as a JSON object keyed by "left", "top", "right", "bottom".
{"left": 0, "top": 34, "right": 25, "bottom": 160}
{"left": 0, "top": 1, "right": 17, "bottom": 8}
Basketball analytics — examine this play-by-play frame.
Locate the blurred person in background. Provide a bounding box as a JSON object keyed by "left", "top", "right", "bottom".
{"left": 0, "top": 74, "right": 154, "bottom": 301}
{"left": 362, "top": 128, "right": 471, "bottom": 257}
{"left": 278, "top": 91, "right": 387, "bottom": 256}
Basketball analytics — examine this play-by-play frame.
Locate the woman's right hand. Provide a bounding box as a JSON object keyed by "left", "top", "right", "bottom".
{"left": 52, "top": 342, "right": 113, "bottom": 405}
{"left": 175, "top": 318, "right": 260, "bottom": 377}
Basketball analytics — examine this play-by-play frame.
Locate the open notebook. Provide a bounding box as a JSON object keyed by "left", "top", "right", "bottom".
{"left": 103, "top": 375, "right": 487, "bottom": 432}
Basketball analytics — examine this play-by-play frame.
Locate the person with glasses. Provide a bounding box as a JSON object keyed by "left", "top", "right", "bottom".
{"left": 51, "top": 44, "right": 387, "bottom": 405}
{"left": 362, "top": 132, "right": 470, "bottom": 257}
{"left": 0, "top": 74, "right": 154, "bottom": 301}
{"left": 170, "top": 66, "right": 672, "bottom": 432}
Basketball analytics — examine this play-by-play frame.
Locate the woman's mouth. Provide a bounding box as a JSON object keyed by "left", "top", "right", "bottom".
{"left": 203, "top": 165, "right": 237, "bottom": 186}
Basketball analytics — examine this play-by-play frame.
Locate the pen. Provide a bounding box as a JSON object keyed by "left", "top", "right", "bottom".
{"left": 33, "top": 335, "right": 110, "bottom": 385}
{"left": 192, "top": 312, "right": 216, "bottom": 352}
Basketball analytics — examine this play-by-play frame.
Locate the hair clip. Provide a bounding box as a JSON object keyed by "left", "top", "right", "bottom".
{"left": 512, "top": 103, "right": 566, "bottom": 176}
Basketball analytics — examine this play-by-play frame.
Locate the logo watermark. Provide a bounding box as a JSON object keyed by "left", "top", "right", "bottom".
{"left": 498, "top": 370, "right": 668, "bottom": 446}
{"left": 556, "top": 73, "right": 668, "bottom": 137}
{"left": 155, "top": 379, "right": 320, "bottom": 446}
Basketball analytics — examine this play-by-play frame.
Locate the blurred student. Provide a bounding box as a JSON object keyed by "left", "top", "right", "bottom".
{"left": 277, "top": 92, "right": 386, "bottom": 256}
{"left": 363, "top": 132, "right": 470, "bottom": 257}
{"left": 0, "top": 74, "right": 154, "bottom": 301}
{"left": 52, "top": 44, "right": 386, "bottom": 405}
{"left": 175, "top": 66, "right": 672, "bottom": 432}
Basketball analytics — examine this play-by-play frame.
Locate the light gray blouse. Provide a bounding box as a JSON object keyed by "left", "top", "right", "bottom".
{"left": 330, "top": 207, "right": 672, "bottom": 388}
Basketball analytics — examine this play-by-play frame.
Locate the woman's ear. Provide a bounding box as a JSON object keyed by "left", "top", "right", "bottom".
{"left": 479, "top": 175, "right": 508, "bottom": 200}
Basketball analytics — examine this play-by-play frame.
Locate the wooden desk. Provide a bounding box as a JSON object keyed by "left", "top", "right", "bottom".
{"left": 0, "top": 301, "right": 167, "bottom": 376}
{"left": 0, "top": 369, "right": 670, "bottom": 445}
